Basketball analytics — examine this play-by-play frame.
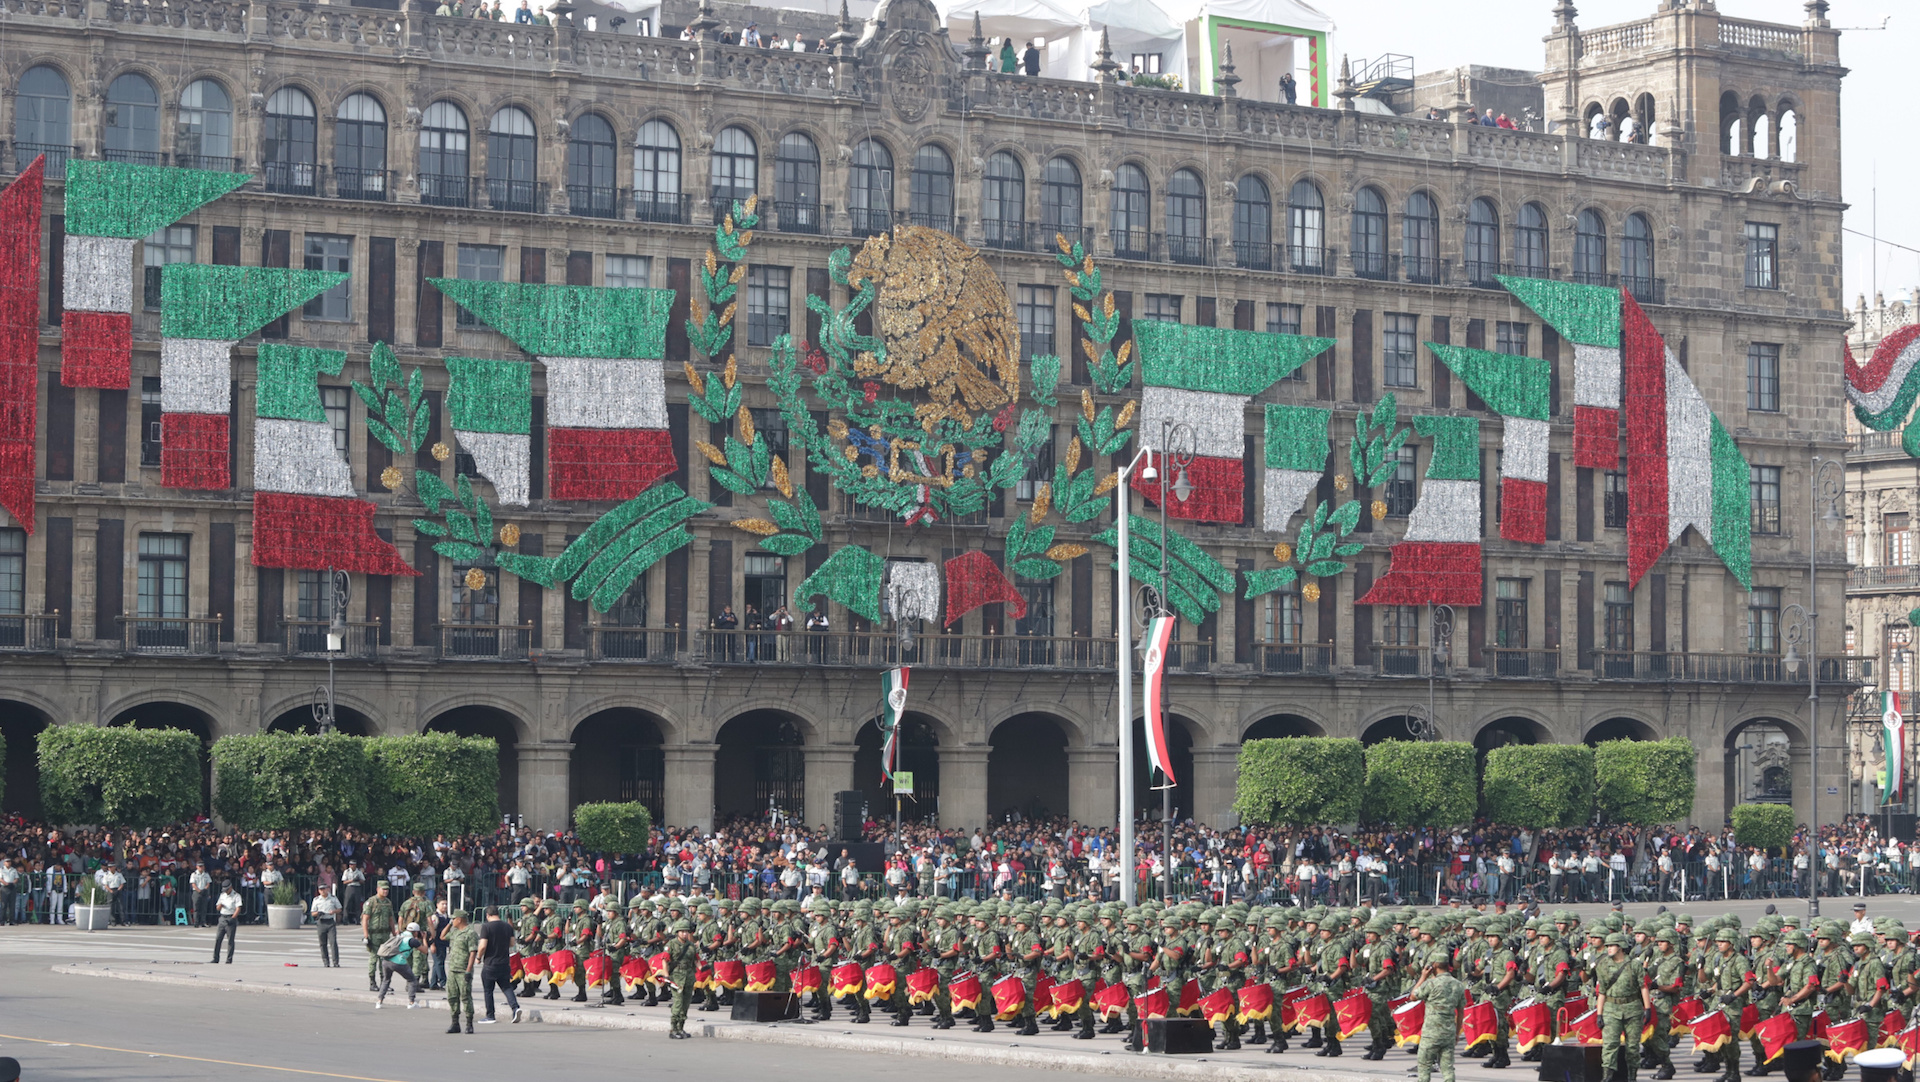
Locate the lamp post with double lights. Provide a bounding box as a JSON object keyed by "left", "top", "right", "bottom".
{"left": 311, "top": 568, "right": 350, "bottom": 734}
{"left": 1778, "top": 453, "right": 1843, "bottom": 919}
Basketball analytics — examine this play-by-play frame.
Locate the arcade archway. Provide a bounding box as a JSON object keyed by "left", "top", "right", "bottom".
{"left": 571, "top": 708, "right": 668, "bottom": 822}
{"left": 987, "top": 713, "right": 1069, "bottom": 823}
{"left": 425, "top": 705, "right": 525, "bottom": 819}
{"left": 714, "top": 710, "right": 807, "bottom": 823}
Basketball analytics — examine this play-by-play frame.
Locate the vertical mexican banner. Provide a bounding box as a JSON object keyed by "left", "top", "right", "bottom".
{"left": 1142, "top": 614, "right": 1177, "bottom": 785}
{"left": 1885, "top": 691, "right": 1905, "bottom": 805}
{"left": 881, "top": 666, "right": 909, "bottom": 782}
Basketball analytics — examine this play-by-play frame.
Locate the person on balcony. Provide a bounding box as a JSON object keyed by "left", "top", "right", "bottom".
{"left": 999, "top": 38, "right": 1017, "bottom": 73}
{"left": 1279, "top": 72, "right": 1297, "bottom": 104}
{"left": 1022, "top": 41, "right": 1040, "bottom": 76}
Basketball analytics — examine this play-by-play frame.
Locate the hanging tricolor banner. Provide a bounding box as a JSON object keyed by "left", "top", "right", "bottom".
{"left": 0, "top": 156, "right": 43, "bottom": 532}
{"left": 1358, "top": 415, "right": 1484, "bottom": 606}
{"left": 1426, "top": 344, "right": 1551, "bottom": 545}
{"left": 159, "top": 264, "right": 346, "bottom": 490}
{"left": 1886, "top": 690, "right": 1906, "bottom": 804}
{"left": 60, "top": 160, "right": 249, "bottom": 389}
{"left": 1844, "top": 323, "right": 1920, "bottom": 449}
{"left": 1501, "top": 277, "right": 1623, "bottom": 470}
{"left": 1262, "top": 404, "right": 1331, "bottom": 533}
{"left": 1142, "top": 612, "right": 1177, "bottom": 785}
{"left": 428, "top": 280, "right": 677, "bottom": 502}
{"left": 249, "top": 344, "right": 415, "bottom": 576}
{"left": 445, "top": 356, "right": 534, "bottom": 506}
{"left": 880, "top": 666, "right": 909, "bottom": 781}
{"left": 1129, "top": 322, "right": 1333, "bottom": 523}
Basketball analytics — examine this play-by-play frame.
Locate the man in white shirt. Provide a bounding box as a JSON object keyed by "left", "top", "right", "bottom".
{"left": 98, "top": 863, "right": 127, "bottom": 926}
{"left": 188, "top": 862, "right": 213, "bottom": 927}
{"left": 1851, "top": 902, "right": 1874, "bottom": 937}
{"left": 840, "top": 859, "right": 860, "bottom": 901}
{"left": 212, "top": 882, "right": 244, "bottom": 963}
{"left": 312, "top": 884, "right": 344, "bottom": 966}
{"left": 0, "top": 857, "right": 18, "bottom": 925}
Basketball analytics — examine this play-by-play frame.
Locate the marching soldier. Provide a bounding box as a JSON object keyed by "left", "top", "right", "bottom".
{"left": 539, "top": 898, "right": 569, "bottom": 1000}
{"left": 565, "top": 899, "right": 598, "bottom": 1003}
{"left": 808, "top": 903, "right": 840, "bottom": 1022}
{"left": 1479, "top": 921, "right": 1519, "bottom": 1070}
{"left": 600, "top": 902, "right": 631, "bottom": 1007}
{"left": 1313, "top": 915, "right": 1350, "bottom": 1058}
{"left": 1595, "top": 932, "right": 1650, "bottom": 1082}
{"left": 1007, "top": 908, "right": 1045, "bottom": 1037}
{"left": 1705, "top": 928, "right": 1753, "bottom": 1082}
{"left": 885, "top": 902, "right": 920, "bottom": 1025}
{"left": 1409, "top": 950, "right": 1468, "bottom": 1082}
{"left": 1359, "top": 916, "right": 1399, "bottom": 1060}
{"left": 514, "top": 899, "right": 544, "bottom": 998}
{"left": 969, "top": 908, "right": 1003, "bottom": 1034}
{"left": 927, "top": 904, "right": 966, "bottom": 1030}
{"left": 665, "top": 919, "right": 698, "bottom": 1039}
{"left": 1645, "top": 929, "right": 1686, "bottom": 1080}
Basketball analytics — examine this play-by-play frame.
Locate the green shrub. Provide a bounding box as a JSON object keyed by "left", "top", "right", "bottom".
{"left": 1730, "top": 802, "right": 1795, "bottom": 849}
{"left": 212, "top": 732, "right": 371, "bottom": 831}
{"left": 1593, "top": 737, "right": 1696, "bottom": 825}
{"left": 1481, "top": 744, "right": 1594, "bottom": 827}
{"left": 574, "top": 802, "right": 653, "bottom": 855}
{"left": 38, "top": 725, "right": 202, "bottom": 827}
{"left": 1363, "top": 741, "right": 1478, "bottom": 826}
{"left": 78, "top": 880, "right": 107, "bottom": 905}
{"left": 364, "top": 733, "right": 499, "bottom": 836}
{"left": 1234, "top": 738, "right": 1365, "bottom": 825}
{"left": 270, "top": 879, "right": 299, "bottom": 906}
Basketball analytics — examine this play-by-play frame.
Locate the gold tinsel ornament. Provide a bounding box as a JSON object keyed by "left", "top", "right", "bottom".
{"left": 1303, "top": 582, "right": 1321, "bottom": 603}
{"left": 432, "top": 442, "right": 452, "bottom": 462}
{"left": 499, "top": 523, "right": 521, "bottom": 547}
{"left": 1273, "top": 542, "right": 1293, "bottom": 563}
{"left": 1371, "top": 499, "right": 1388, "bottom": 520}
{"left": 380, "top": 466, "right": 402, "bottom": 491}
{"left": 464, "top": 567, "right": 488, "bottom": 591}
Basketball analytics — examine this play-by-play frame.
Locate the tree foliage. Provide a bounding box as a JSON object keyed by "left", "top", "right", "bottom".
{"left": 1481, "top": 743, "right": 1595, "bottom": 827}
{"left": 211, "top": 732, "right": 371, "bottom": 831}
{"left": 38, "top": 725, "right": 202, "bottom": 827}
{"left": 1363, "top": 741, "right": 1478, "bottom": 827}
{"left": 1593, "top": 737, "right": 1696, "bottom": 825}
{"left": 1730, "top": 802, "right": 1795, "bottom": 850}
{"left": 364, "top": 733, "right": 499, "bottom": 836}
{"left": 1234, "top": 738, "right": 1365, "bottom": 826}
{"left": 574, "top": 802, "right": 653, "bottom": 856}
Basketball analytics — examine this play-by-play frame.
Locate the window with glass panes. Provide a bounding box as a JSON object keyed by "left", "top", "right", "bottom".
{"left": 1017, "top": 285, "right": 1054, "bottom": 359}
{"left": 1017, "top": 425, "right": 1054, "bottom": 501}
{"left": 1747, "top": 342, "right": 1780, "bottom": 411}
{"left": 1744, "top": 222, "right": 1778, "bottom": 289}
{"left": 1888, "top": 626, "right": 1912, "bottom": 697}
{"left": 1384, "top": 444, "right": 1416, "bottom": 516}
{"left": 605, "top": 254, "right": 650, "bottom": 290}
{"left": 1142, "top": 294, "right": 1180, "bottom": 323}
{"left": 136, "top": 534, "right": 188, "bottom": 618}
{"left": 1014, "top": 580, "right": 1054, "bottom": 637}
{"left": 750, "top": 408, "right": 788, "bottom": 489}
{"left": 1750, "top": 465, "right": 1781, "bottom": 535}
{"left": 1747, "top": 587, "right": 1780, "bottom": 653}
{"left": 0, "top": 528, "right": 22, "bottom": 615}
{"left": 455, "top": 244, "right": 504, "bottom": 326}
{"left": 1381, "top": 605, "right": 1418, "bottom": 646}
{"left": 143, "top": 225, "right": 194, "bottom": 310}
{"left": 321, "top": 386, "right": 349, "bottom": 461}
{"left": 746, "top": 266, "right": 791, "bottom": 347}
{"left": 302, "top": 234, "right": 352, "bottom": 320}
{"left": 1494, "top": 578, "right": 1528, "bottom": 647}
{"left": 296, "top": 568, "right": 334, "bottom": 620}
{"left": 452, "top": 565, "right": 498, "bottom": 624}
{"left": 1603, "top": 581, "right": 1632, "bottom": 651}
{"left": 1382, "top": 312, "right": 1418, "bottom": 387}
{"left": 1265, "top": 590, "right": 1301, "bottom": 643}
{"left": 140, "top": 376, "right": 162, "bottom": 466}
{"left": 1266, "top": 303, "right": 1302, "bottom": 335}
{"left": 1888, "top": 512, "right": 1912, "bottom": 565}
{"left": 1603, "top": 461, "right": 1628, "bottom": 528}
{"left": 1514, "top": 203, "right": 1548, "bottom": 276}
{"left": 1495, "top": 321, "right": 1529, "bottom": 356}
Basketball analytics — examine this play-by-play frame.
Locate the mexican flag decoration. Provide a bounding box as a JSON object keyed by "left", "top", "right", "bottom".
{"left": 1130, "top": 321, "right": 1333, "bottom": 523}
{"left": 1142, "top": 613, "right": 1177, "bottom": 785}
{"left": 1886, "top": 691, "right": 1906, "bottom": 804}
{"left": 1498, "top": 276, "right": 1623, "bottom": 470}
{"left": 445, "top": 356, "right": 534, "bottom": 506}
{"left": 59, "top": 160, "right": 248, "bottom": 389}
{"left": 0, "top": 156, "right": 43, "bottom": 532}
{"left": 1358, "top": 415, "right": 1484, "bottom": 606}
{"left": 1426, "top": 343, "right": 1551, "bottom": 545}
{"left": 880, "top": 666, "right": 909, "bottom": 780}
{"left": 1262, "top": 404, "right": 1331, "bottom": 533}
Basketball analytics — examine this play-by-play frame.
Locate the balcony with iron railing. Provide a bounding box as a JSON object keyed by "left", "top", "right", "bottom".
{"left": 13, "top": 142, "right": 76, "bottom": 172}
{"left": 262, "top": 160, "right": 320, "bottom": 196}
{"left": 1160, "top": 233, "right": 1215, "bottom": 267}
{"left": 1590, "top": 651, "right": 1872, "bottom": 685}
{"left": 906, "top": 210, "right": 957, "bottom": 234}
{"left": 436, "top": 623, "right": 532, "bottom": 661}
{"left": 117, "top": 615, "right": 221, "bottom": 656}
{"left": 282, "top": 619, "right": 382, "bottom": 658}
{"left": 1848, "top": 565, "right": 1920, "bottom": 593}
{"left": 1247, "top": 642, "right": 1334, "bottom": 676}
{"left": 772, "top": 200, "right": 826, "bottom": 235}
{"left": 1374, "top": 644, "right": 1443, "bottom": 677}
{"left": 633, "top": 191, "right": 691, "bottom": 225}
{"left": 1287, "top": 244, "right": 1334, "bottom": 276}
{"left": 1486, "top": 647, "right": 1560, "bottom": 679}
{"left": 0, "top": 614, "right": 59, "bottom": 653}
{"left": 1110, "top": 227, "right": 1150, "bottom": 261}
{"left": 708, "top": 189, "right": 756, "bottom": 224}
{"left": 848, "top": 206, "right": 892, "bottom": 238}
{"left": 1849, "top": 431, "right": 1907, "bottom": 459}
{"left": 1032, "top": 222, "right": 1085, "bottom": 254}
{"left": 980, "top": 218, "right": 1028, "bottom": 251}
{"left": 1350, "top": 249, "right": 1397, "bottom": 281}
{"left": 103, "top": 147, "right": 163, "bottom": 166}
{"left": 334, "top": 166, "right": 392, "bottom": 202}
{"left": 419, "top": 173, "right": 472, "bottom": 208}
{"left": 484, "top": 177, "right": 547, "bottom": 214}
{"left": 1573, "top": 269, "right": 1666, "bottom": 305}
{"left": 173, "top": 153, "right": 241, "bottom": 172}
{"left": 567, "top": 184, "right": 623, "bottom": 219}
{"left": 588, "top": 626, "right": 683, "bottom": 662}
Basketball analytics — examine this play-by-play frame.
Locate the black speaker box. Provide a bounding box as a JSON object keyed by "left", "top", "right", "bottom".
{"left": 833, "top": 790, "right": 864, "bottom": 841}
{"left": 1536, "top": 1043, "right": 1603, "bottom": 1082}
{"left": 730, "top": 991, "right": 800, "bottom": 1022}
{"left": 1142, "top": 1018, "right": 1212, "bottom": 1054}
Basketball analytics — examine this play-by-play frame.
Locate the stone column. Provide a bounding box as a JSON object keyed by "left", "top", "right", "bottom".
{"left": 1189, "top": 745, "right": 1241, "bottom": 828}
{"left": 940, "top": 745, "right": 989, "bottom": 831}
{"left": 663, "top": 744, "right": 717, "bottom": 833}
{"left": 1066, "top": 745, "right": 1118, "bottom": 826}
{"left": 1695, "top": 741, "right": 1727, "bottom": 829}
{"left": 804, "top": 744, "right": 857, "bottom": 832}
{"left": 515, "top": 741, "right": 574, "bottom": 832}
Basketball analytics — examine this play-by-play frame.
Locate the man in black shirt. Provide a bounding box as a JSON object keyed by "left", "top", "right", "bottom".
{"left": 475, "top": 906, "right": 524, "bottom": 1023}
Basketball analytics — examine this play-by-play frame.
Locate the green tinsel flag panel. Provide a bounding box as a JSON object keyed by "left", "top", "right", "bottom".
{"left": 1091, "top": 514, "right": 1235, "bottom": 624}
{"left": 1709, "top": 417, "right": 1754, "bottom": 589}
{"left": 1133, "top": 321, "right": 1336, "bottom": 395}
{"left": 161, "top": 266, "right": 348, "bottom": 341}
{"left": 255, "top": 345, "right": 347, "bottom": 422}
{"left": 1497, "top": 276, "right": 1621, "bottom": 348}
{"left": 1414, "top": 415, "right": 1482, "bottom": 480}
{"left": 1428, "top": 344, "right": 1551, "bottom": 421}
{"left": 494, "top": 482, "right": 709, "bottom": 612}
{"left": 445, "top": 357, "right": 532, "bottom": 435}
{"left": 1264, "top": 405, "right": 1332, "bottom": 471}
{"left": 63, "top": 160, "right": 250, "bottom": 239}
{"left": 793, "top": 544, "right": 885, "bottom": 624}
{"left": 1242, "top": 566, "right": 1299, "bottom": 600}
{"left": 428, "top": 279, "right": 675, "bottom": 360}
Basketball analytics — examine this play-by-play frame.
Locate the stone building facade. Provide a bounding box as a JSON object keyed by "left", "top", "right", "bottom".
{"left": 0, "top": 0, "right": 1856, "bottom": 833}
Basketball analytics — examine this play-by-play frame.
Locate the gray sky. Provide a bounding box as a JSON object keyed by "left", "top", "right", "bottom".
{"left": 1331, "top": 0, "right": 1917, "bottom": 312}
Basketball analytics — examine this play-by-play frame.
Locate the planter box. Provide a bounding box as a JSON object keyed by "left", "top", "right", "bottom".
{"left": 266, "top": 904, "right": 305, "bottom": 930}
{"left": 74, "top": 904, "right": 110, "bottom": 931}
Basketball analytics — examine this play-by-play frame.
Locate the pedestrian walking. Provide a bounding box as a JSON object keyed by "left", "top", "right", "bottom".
{"left": 375, "top": 922, "right": 424, "bottom": 1009}
{"left": 211, "top": 881, "right": 243, "bottom": 963}
{"left": 312, "top": 883, "right": 343, "bottom": 966}
{"left": 474, "top": 905, "right": 524, "bottom": 1023}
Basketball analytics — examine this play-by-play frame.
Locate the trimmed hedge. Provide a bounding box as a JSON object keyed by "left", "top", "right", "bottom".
{"left": 1730, "top": 802, "right": 1795, "bottom": 849}
{"left": 39, "top": 725, "right": 202, "bottom": 827}
{"left": 1234, "top": 738, "right": 1365, "bottom": 826}
{"left": 575, "top": 801, "right": 653, "bottom": 855}
{"left": 212, "top": 732, "right": 371, "bottom": 831}
{"left": 1363, "top": 741, "right": 1478, "bottom": 827}
{"left": 1594, "top": 737, "right": 1696, "bottom": 825}
{"left": 364, "top": 733, "right": 499, "bottom": 836}
{"left": 1482, "top": 743, "right": 1595, "bottom": 827}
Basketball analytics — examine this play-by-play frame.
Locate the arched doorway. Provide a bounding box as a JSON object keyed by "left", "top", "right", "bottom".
{"left": 109, "top": 701, "right": 215, "bottom": 814}
{"left": 570, "top": 709, "right": 667, "bottom": 822}
{"left": 854, "top": 713, "right": 940, "bottom": 823}
{"left": 425, "top": 706, "right": 523, "bottom": 819}
{"left": 1362, "top": 714, "right": 1428, "bottom": 745}
{"left": 1130, "top": 713, "right": 1196, "bottom": 823}
{"left": 714, "top": 710, "right": 806, "bottom": 824}
{"left": 1726, "top": 719, "right": 1797, "bottom": 810}
{"left": 0, "top": 701, "right": 51, "bottom": 818}
{"left": 988, "top": 713, "right": 1068, "bottom": 823}
{"left": 1586, "top": 717, "right": 1658, "bottom": 745}
{"left": 266, "top": 705, "right": 374, "bottom": 736}
{"left": 1476, "top": 717, "right": 1547, "bottom": 755}
{"left": 1241, "top": 714, "right": 1324, "bottom": 741}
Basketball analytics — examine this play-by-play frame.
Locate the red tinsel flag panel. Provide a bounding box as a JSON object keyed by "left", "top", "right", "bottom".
{"left": 0, "top": 157, "right": 42, "bottom": 531}
{"left": 159, "top": 411, "right": 229, "bottom": 490}
{"left": 251, "top": 492, "right": 419, "bottom": 576}
{"left": 547, "top": 426, "right": 676, "bottom": 502}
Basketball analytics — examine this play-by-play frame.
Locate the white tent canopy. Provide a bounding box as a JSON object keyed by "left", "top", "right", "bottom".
{"left": 940, "top": 0, "right": 1082, "bottom": 46}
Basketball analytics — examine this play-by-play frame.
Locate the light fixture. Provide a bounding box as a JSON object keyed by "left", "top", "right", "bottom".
{"left": 1822, "top": 504, "right": 1842, "bottom": 524}
{"left": 1172, "top": 466, "right": 1192, "bottom": 502}
{"left": 1140, "top": 460, "right": 1159, "bottom": 483}
{"left": 326, "top": 610, "right": 346, "bottom": 653}
{"left": 1783, "top": 642, "right": 1802, "bottom": 677}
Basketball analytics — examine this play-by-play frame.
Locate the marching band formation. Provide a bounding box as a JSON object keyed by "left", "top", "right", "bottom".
{"left": 480, "top": 893, "right": 1920, "bottom": 1080}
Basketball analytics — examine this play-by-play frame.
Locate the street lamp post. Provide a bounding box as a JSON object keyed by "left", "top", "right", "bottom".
{"left": 312, "top": 568, "right": 350, "bottom": 734}
{"left": 1780, "top": 454, "right": 1843, "bottom": 920}
{"left": 1150, "top": 420, "right": 1195, "bottom": 902}
{"left": 1427, "top": 604, "right": 1454, "bottom": 740}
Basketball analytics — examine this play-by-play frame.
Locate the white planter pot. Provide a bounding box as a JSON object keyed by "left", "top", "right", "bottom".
{"left": 266, "top": 904, "right": 305, "bottom": 930}
{"left": 74, "top": 904, "right": 110, "bottom": 931}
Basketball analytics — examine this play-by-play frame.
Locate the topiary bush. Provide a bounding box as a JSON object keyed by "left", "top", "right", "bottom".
{"left": 1234, "top": 738, "right": 1365, "bottom": 826}
{"left": 1730, "top": 802, "right": 1795, "bottom": 849}
{"left": 38, "top": 725, "right": 202, "bottom": 827}
{"left": 1593, "top": 737, "right": 1696, "bottom": 825}
{"left": 574, "top": 801, "right": 653, "bottom": 856}
{"left": 1481, "top": 743, "right": 1595, "bottom": 827}
{"left": 1363, "top": 741, "right": 1478, "bottom": 827}
{"left": 212, "top": 731, "right": 371, "bottom": 831}
{"left": 364, "top": 733, "right": 499, "bottom": 836}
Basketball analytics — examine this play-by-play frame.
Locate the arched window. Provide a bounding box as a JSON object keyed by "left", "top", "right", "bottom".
{"left": 1110, "top": 163, "right": 1150, "bottom": 259}
{"left": 14, "top": 66, "right": 72, "bottom": 171}
{"left": 1465, "top": 197, "right": 1500, "bottom": 285}
{"left": 848, "top": 139, "right": 893, "bottom": 236}
{"left": 1574, "top": 209, "right": 1607, "bottom": 284}
{"left": 709, "top": 126, "right": 757, "bottom": 218}
{"left": 1621, "top": 212, "right": 1655, "bottom": 301}
{"left": 1231, "top": 175, "right": 1272, "bottom": 270}
{"left": 487, "top": 106, "right": 538, "bottom": 212}
{"left": 567, "top": 113, "right": 617, "bottom": 219}
{"left": 1778, "top": 106, "right": 1799, "bottom": 163}
{"left": 909, "top": 144, "right": 954, "bottom": 232}
{"left": 1514, "top": 202, "right": 1549, "bottom": 278}
{"left": 774, "top": 132, "right": 822, "bottom": 234}
{"left": 335, "top": 92, "right": 388, "bottom": 200}
{"left": 1403, "top": 191, "right": 1439, "bottom": 283}
{"left": 1721, "top": 90, "right": 1746, "bottom": 156}
{"left": 1633, "top": 93, "right": 1657, "bottom": 146}
{"left": 634, "top": 119, "right": 683, "bottom": 223}
{"left": 176, "top": 79, "right": 233, "bottom": 170}
{"left": 1752, "top": 111, "right": 1773, "bottom": 160}
{"left": 1165, "top": 168, "right": 1207, "bottom": 265}
{"left": 1040, "top": 157, "right": 1082, "bottom": 245}
{"left": 1287, "top": 179, "right": 1325, "bottom": 272}
{"left": 418, "top": 101, "right": 469, "bottom": 208}
{"left": 263, "top": 87, "right": 318, "bottom": 195}
{"left": 1350, "top": 185, "right": 1387, "bottom": 278}
{"left": 981, "top": 151, "right": 1025, "bottom": 249}
{"left": 104, "top": 73, "right": 160, "bottom": 164}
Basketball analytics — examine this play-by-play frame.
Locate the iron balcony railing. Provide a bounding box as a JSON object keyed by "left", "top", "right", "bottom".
{"left": 1850, "top": 565, "right": 1920, "bottom": 591}
{"left": 436, "top": 623, "right": 533, "bottom": 661}
{"left": 1486, "top": 647, "right": 1560, "bottom": 679}
{"left": 282, "top": 619, "right": 383, "bottom": 658}
{"left": 906, "top": 210, "right": 956, "bottom": 234}
{"left": 1110, "top": 227, "right": 1150, "bottom": 261}
{"left": 772, "top": 200, "right": 826, "bottom": 235}
{"left": 708, "top": 189, "right": 756, "bottom": 223}
{"left": 0, "top": 613, "right": 59, "bottom": 652}
{"left": 1246, "top": 642, "right": 1334, "bottom": 676}
{"left": 633, "top": 191, "right": 691, "bottom": 225}
{"left": 848, "top": 206, "right": 892, "bottom": 238}
{"left": 696, "top": 630, "right": 1122, "bottom": 671}
{"left": 262, "top": 160, "right": 319, "bottom": 196}
{"left": 173, "top": 153, "right": 242, "bottom": 172}
{"left": 103, "top": 147, "right": 163, "bottom": 166}
{"left": 980, "top": 218, "right": 1027, "bottom": 251}
{"left": 484, "top": 177, "right": 546, "bottom": 214}
{"left": 118, "top": 615, "right": 221, "bottom": 656}
{"left": 1160, "top": 233, "right": 1214, "bottom": 267}
{"left": 567, "top": 184, "right": 623, "bottom": 219}
{"left": 13, "top": 142, "right": 76, "bottom": 172}
{"left": 1287, "top": 243, "right": 1333, "bottom": 275}
{"left": 419, "top": 173, "right": 472, "bottom": 208}
{"left": 588, "top": 626, "right": 682, "bottom": 661}
{"left": 334, "top": 166, "right": 392, "bottom": 202}
{"left": 1591, "top": 651, "right": 1873, "bottom": 685}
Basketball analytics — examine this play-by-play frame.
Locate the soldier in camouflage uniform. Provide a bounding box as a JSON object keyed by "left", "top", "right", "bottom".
{"left": 807, "top": 903, "right": 840, "bottom": 1021}
{"left": 443, "top": 910, "right": 480, "bottom": 1034}
{"left": 1096, "top": 906, "right": 1128, "bottom": 1035}
{"left": 1644, "top": 928, "right": 1686, "bottom": 1080}
{"left": 1312, "top": 917, "right": 1350, "bottom": 1058}
{"left": 665, "top": 919, "right": 698, "bottom": 1039}
{"left": 514, "top": 900, "right": 544, "bottom": 998}
{"left": 1478, "top": 921, "right": 1519, "bottom": 1070}
{"left": 1066, "top": 906, "right": 1101, "bottom": 1039}
{"left": 539, "top": 898, "right": 569, "bottom": 1000}
{"left": 1007, "top": 909, "right": 1045, "bottom": 1037}
{"left": 565, "top": 899, "right": 597, "bottom": 1003}
{"left": 599, "top": 902, "right": 631, "bottom": 1007}
{"left": 927, "top": 904, "right": 966, "bottom": 1030}
{"left": 1595, "top": 933, "right": 1649, "bottom": 1082}
{"left": 1358, "top": 917, "right": 1399, "bottom": 1060}
{"left": 885, "top": 903, "right": 920, "bottom": 1025}
{"left": 969, "top": 908, "right": 1003, "bottom": 1034}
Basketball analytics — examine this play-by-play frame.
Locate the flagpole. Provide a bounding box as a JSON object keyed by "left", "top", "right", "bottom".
{"left": 1116, "top": 445, "right": 1152, "bottom": 908}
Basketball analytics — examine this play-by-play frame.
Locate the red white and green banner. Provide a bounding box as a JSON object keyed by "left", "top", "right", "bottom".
{"left": 1262, "top": 404, "right": 1331, "bottom": 533}
{"left": 1426, "top": 343, "right": 1551, "bottom": 545}
{"left": 1886, "top": 691, "right": 1906, "bottom": 804}
{"left": 60, "top": 160, "right": 248, "bottom": 389}
{"left": 1358, "top": 415, "right": 1484, "bottom": 606}
{"left": 1141, "top": 613, "right": 1177, "bottom": 784}
{"left": 880, "top": 666, "right": 909, "bottom": 780}
{"left": 1500, "top": 276, "right": 1622, "bottom": 471}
